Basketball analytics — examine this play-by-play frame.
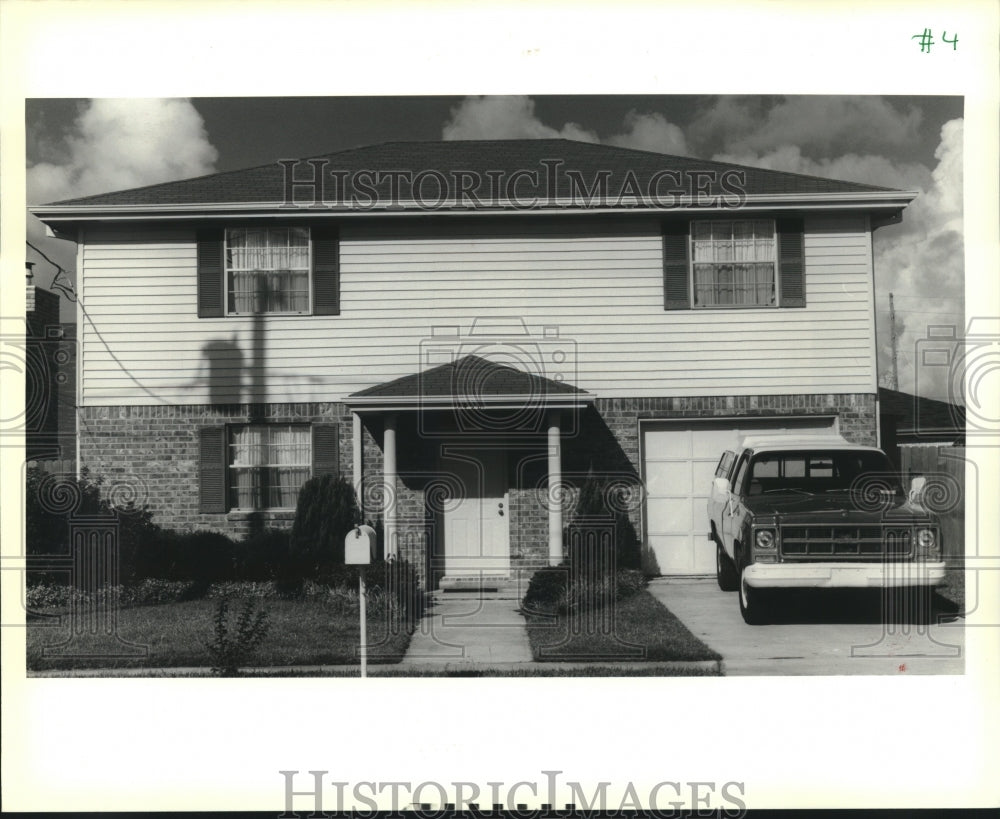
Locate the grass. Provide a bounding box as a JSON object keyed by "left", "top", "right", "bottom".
{"left": 524, "top": 590, "right": 721, "bottom": 663}
{"left": 27, "top": 596, "right": 413, "bottom": 672}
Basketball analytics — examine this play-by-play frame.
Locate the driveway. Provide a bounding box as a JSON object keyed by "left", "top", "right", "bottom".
{"left": 646, "top": 578, "right": 965, "bottom": 675}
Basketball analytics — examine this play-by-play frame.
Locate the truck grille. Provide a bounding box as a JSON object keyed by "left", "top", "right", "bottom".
{"left": 780, "top": 526, "right": 912, "bottom": 560}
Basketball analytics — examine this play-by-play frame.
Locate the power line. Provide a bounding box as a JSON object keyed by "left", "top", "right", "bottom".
{"left": 25, "top": 240, "right": 77, "bottom": 300}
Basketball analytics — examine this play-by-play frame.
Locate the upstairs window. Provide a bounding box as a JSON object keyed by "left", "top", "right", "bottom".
{"left": 691, "top": 220, "right": 776, "bottom": 307}
{"left": 196, "top": 226, "right": 340, "bottom": 318}
{"left": 662, "top": 218, "right": 805, "bottom": 310}
{"left": 226, "top": 227, "right": 310, "bottom": 314}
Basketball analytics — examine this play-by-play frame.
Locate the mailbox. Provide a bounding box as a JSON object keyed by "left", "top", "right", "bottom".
{"left": 345, "top": 524, "right": 377, "bottom": 565}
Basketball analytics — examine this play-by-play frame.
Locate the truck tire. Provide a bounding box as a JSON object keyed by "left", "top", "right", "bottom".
{"left": 739, "top": 562, "right": 770, "bottom": 625}
{"left": 716, "top": 541, "right": 738, "bottom": 592}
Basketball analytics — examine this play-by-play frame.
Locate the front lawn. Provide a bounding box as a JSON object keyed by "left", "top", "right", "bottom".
{"left": 27, "top": 596, "right": 412, "bottom": 672}
{"left": 525, "top": 590, "right": 721, "bottom": 663}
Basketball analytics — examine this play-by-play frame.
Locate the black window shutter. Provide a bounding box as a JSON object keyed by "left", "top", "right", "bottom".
{"left": 312, "top": 226, "right": 340, "bottom": 315}
{"left": 662, "top": 222, "right": 690, "bottom": 310}
{"left": 777, "top": 219, "right": 806, "bottom": 307}
{"left": 197, "top": 229, "right": 224, "bottom": 317}
{"left": 199, "top": 426, "right": 227, "bottom": 513}
{"left": 312, "top": 424, "right": 340, "bottom": 477}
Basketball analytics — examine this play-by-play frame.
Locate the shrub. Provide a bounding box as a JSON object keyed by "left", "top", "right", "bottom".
{"left": 234, "top": 528, "right": 291, "bottom": 581}
{"left": 204, "top": 597, "right": 271, "bottom": 677}
{"left": 521, "top": 566, "right": 569, "bottom": 614}
{"left": 315, "top": 558, "right": 422, "bottom": 622}
{"left": 564, "top": 470, "right": 642, "bottom": 572}
{"left": 286, "top": 475, "right": 361, "bottom": 585}
{"left": 25, "top": 466, "right": 160, "bottom": 587}
{"left": 150, "top": 529, "right": 237, "bottom": 585}
{"left": 614, "top": 568, "right": 648, "bottom": 600}
{"left": 522, "top": 567, "right": 647, "bottom": 615}
{"left": 119, "top": 579, "right": 201, "bottom": 606}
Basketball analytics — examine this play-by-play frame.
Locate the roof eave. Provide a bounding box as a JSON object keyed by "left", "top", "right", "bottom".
{"left": 30, "top": 190, "right": 919, "bottom": 224}
{"left": 346, "top": 393, "right": 594, "bottom": 412}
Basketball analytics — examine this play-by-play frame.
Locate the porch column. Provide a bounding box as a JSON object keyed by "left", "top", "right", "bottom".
{"left": 352, "top": 412, "right": 363, "bottom": 515}
{"left": 547, "top": 409, "right": 563, "bottom": 566}
{"left": 383, "top": 413, "right": 398, "bottom": 558}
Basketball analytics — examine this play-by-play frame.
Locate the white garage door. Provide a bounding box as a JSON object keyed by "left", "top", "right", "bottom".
{"left": 642, "top": 417, "right": 837, "bottom": 575}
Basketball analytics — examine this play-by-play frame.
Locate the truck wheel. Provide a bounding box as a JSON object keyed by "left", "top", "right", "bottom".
{"left": 739, "top": 564, "right": 769, "bottom": 625}
{"left": 716, "top": 542, "right": 738, "bottom": 591}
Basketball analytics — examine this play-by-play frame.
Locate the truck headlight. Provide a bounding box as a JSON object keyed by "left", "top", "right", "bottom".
{"left": 755, "top": 529, "right": 776, "bottom": 550}
{"left": 915, "top": 527, "right": 939, "bottom": 558}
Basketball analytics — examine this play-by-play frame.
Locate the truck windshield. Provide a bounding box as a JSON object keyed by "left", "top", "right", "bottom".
{"left": 745, "top": 450, "right": 903, "bottom": 496}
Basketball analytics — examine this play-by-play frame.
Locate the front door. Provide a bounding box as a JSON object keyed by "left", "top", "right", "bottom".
{"left": 439, "top": 448, "right": 510, "bottom": 577}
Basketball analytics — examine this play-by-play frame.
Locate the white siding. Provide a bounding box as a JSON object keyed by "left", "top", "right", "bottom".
{"left": 78, "top": 215, "right": 877, "bottom": 405}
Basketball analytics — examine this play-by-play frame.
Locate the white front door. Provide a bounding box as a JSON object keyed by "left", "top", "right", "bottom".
{"left": 440, "top": 448, "right": 510, "bottom": 576}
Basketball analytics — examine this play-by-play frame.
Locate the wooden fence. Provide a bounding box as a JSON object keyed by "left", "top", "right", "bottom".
{"left": 900, "top": 445, "right": 966, "bottom": 559}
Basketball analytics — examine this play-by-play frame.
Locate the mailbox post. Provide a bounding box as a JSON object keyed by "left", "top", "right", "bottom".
{"left": 345, "top": 525, "right": 376, "bottom": 677}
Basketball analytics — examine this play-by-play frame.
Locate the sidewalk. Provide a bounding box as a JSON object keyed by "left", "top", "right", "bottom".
{"left": 399, "top": 592, "right": 534, "bottom": 668}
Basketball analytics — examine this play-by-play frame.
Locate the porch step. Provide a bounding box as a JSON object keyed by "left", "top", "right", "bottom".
{"left": 437, "top": 575, "right": 528, "bottom": 600}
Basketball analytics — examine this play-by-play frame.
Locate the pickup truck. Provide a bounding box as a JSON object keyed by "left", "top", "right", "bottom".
{"left": 707, "top": 434, "right": 945, "bottom": 624}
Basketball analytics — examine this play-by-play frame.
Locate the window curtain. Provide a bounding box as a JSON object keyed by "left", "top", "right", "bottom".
{"left": 229, "top": 425, "right": 310, "bottom": 510}
{"left": 692, "top": 220, "right": 775, "bottom": 306}
{"left": 227, "top": 228, "right": 309, "bottom": 313}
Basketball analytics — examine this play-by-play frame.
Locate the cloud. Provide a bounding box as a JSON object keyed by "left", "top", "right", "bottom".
{"left": 442, "top": 96, "right": 598, "bottom": 142}
{"left": 873, "top": 119, "right": 964, "bottom": 402}
{"left": 689, "top": 96, "right": 924, "bottom": 158}
{"left": 27, "top": 98, "right": 218, "bottom": 204}
{"left": 607, "top": 110, "right": 688, "bottom": 155}
{"left": 712, "top": 143, "right": 933, "bottom": 191}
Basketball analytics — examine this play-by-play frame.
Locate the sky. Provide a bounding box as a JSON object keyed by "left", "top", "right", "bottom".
{"left": 25, "top": 94, "right": 965, "bottom": 401}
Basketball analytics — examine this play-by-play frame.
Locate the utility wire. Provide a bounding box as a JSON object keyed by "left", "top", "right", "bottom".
{"left": 26, "top": 240, "right": 77, "bottom": 301}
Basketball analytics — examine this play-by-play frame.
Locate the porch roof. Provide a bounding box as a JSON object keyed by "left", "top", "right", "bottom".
{"left": 347, "top": 354, "right": 593, "bottom": 411}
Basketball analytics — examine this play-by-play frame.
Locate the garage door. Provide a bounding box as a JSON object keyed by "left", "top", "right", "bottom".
{"left": 642, "top": 417, "right": 837, "bottom": 575}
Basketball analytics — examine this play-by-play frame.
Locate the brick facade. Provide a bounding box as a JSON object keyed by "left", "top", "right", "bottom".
{"left": 80, "top": 392, "right": 876, "bottom": 587}
{"left": 79, "top": 402, "right": 352, "bottom": 540}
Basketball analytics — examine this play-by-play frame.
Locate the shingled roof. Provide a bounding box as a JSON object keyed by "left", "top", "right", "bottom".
{"left": 40, "top": 138, "right": 902, "bottom": 209}
{"left": 878, "top": 387, "right": 966, "bottom": 437}
{"left": 351, "top": 354, "right": 589, "bottom": 401}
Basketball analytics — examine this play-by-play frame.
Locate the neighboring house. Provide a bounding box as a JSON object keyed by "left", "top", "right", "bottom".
{"left": 878, "top": 386, "right": 965, "bottom": 471}
{"left": 30, "top": 139, "right": 916, "bottom": 587}
{"left": 25, "top": 280, "right": 76, "bottom": 465}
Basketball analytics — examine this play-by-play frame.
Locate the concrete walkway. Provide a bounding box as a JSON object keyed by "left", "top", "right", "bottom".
{"left": 647, "top": 577, "right": 965, "bottom": 675}
{"left": 399, "top": 592, "right": 534, "bottom": 668}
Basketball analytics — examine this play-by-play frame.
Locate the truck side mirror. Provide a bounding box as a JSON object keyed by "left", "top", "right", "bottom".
{"left": 713, "top": 476, "right": 731, "bottom": 496}
{"left": 908, "top": 476, "right": 927, "bottom": 506}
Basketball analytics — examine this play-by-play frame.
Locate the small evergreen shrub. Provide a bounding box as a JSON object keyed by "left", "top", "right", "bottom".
{"left": 154, "top": 530, "right": 237, "bottom": 584}
{"left": 234, "top": 528, "right": 291, "bottom": 581}
{"left": 25, "top": 466, "right": 160, "bottom": 587}
{"left": 285, "top": 475, "right": 361, "bottom": 586}
{"left": 521, "top": 566, "right": 569, "bottom": 614}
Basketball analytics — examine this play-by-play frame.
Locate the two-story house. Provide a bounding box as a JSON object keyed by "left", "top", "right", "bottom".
{"left": 31, "top": 139, "right": 915, "bottom": 588}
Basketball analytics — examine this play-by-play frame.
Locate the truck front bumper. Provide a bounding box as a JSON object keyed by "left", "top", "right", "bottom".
{"left": 744, "top": 561, "right": 946, "bottom": 589}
